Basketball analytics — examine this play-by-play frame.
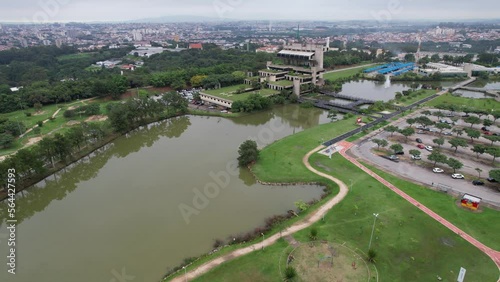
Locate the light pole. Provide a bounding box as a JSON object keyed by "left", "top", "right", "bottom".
{"left": 368, "top": 213, "right": 379, "bottom": 251}
{"left": 261, "top": 233, "right": 265, "bottom": 250}
{"left": 183, "top": 266, "right": 187, "bottom": 282}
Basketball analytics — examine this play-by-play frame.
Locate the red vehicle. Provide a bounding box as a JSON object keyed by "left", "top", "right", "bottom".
{"left": 483, "top": 131, "right": 492, "bottom": 135}
{"left": 417, "top": 144, "right": 425, "bottom": 149}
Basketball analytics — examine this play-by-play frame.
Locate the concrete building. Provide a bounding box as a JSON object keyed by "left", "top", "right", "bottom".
{"left": 251, "top": 38, "right": 330, "bottom": 96}
{"left": 418, "top": 62, "right": 468, "bottom": 77}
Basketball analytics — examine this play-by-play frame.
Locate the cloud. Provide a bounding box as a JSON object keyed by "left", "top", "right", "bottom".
{"left": 0, "top": 0, "right": 498, "bottom": 22}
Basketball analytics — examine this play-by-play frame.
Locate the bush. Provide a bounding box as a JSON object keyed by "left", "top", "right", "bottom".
{"left": 309, "top": 227, "right": 318, "bottom": 240}
{"left": 37, "top": 121, "right": 43, "bottom": 127}
{"left": 367, "top": 249, "right": 377, "bottom": 263}
{"left": 24, "top": 112, "right": 32, "bottom": 117}
{"left": 284, "top": 266, "right": 297, "bottom": 281}
{"left": 33, "top": 127, "right": 41, "bottom": 135}
{"left": 63, "top": 109, "right": 76, "bottom": 118}
{"left": 237, "top": 140, "right": 259, "bottom": 167}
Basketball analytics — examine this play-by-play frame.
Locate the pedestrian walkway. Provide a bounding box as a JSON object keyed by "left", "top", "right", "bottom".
{"left": 338, "top": 140, "right": 500, "bottom": 278}
{"left": 169, "top": 145, "right": 349, "bottom": 281}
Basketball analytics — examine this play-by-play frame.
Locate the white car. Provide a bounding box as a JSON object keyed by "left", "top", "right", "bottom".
{"left": 433, "top": 168, "right": 444, "bottom": 173}
{"left": 451, "top": 174, "right": 464, "bottom": 179}
{"left": 425, "top": 146, "right": 433, "bottom": 152}
{"left": 411, "top": 155, "right": 421, "bottom": 160}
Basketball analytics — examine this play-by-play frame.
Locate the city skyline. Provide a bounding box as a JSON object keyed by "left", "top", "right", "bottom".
{"left": 1, "top": 0, "right": 500, "bottom": 23}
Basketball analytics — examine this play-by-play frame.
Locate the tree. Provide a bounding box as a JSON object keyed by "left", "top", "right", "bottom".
{"left": 0, "top": 133, "right": 14, "bottom": 148}
{"left": 327, "top": 109, "right": 339, "bottom": 122}
{"left": 421, "top": 110, "right": 432, "bottom": 116}
{"left": 489, "top": 170, "right": 500, "bottom": 182}
{"left": 237, "top": 140, "right": 259, "bottom": 167}
{"left": 433, "top": 137, "right": 445, "bottom": 148}
{"left": 484, "top": 135, "right": 500, "bottom": 146}
{"left": 483, "top": 119, "right": 493, "bottom": 127}
{"left": 162, "top": 91, "right": 188, "bottom": 114}
{"left": 475, "top": 168, "right": 482, "bottom": 179}
{"left": 448, "top": 138, "right": 468, "bottom": 153}
{"left": 189, "top": 75, "right": 208, "bottom": 88}
{"left": 399, "top": 127, "right": 415, "bottom": 142}
{"left": 431, "top": 54, "right": 440, "bottom": 62}
{"left": 452, "top": 128, "right": 464, "bottom": 137}
{"left": 372, "top": 138, "right": 388, "bottom": 149}
{"left": 465, "top": 129, "right": 481, "bottom": 143}
{"left": 409, "top": 149, "right": 421, "bottom": 157}
{"left": 34, "top": 102, "right": 43, "bottom": 112}
{"left": 428, "top": 151, "right": 448, "bottom": 166}
{"left": 367, "top": 249, "right": 377, "bottom": 263}
{"left": 406, "top": 118, "right": 416, "bottom": 128}
{"left": 446, "top": 158, "right": 463, "bottom": 173}
{"left": 471, "top": 144, "right": 486, "bottom": 159}
{"left": 404, "top": 53, "right": 416, "bottom": 62}
{"left": 390, "top": 143, "right": 403, "bottom": 154}
{"left": 435, "top": 123, "right": 451, "bottom": 134}
{"left": 486, "top": 147, "right": 500, "bottom": 163}
{"left": 492, "top": 111, "right": 500, "bottom": 122}
{"left": 385, "top": 125, "right": 399, "bottom": 137}
{"left": 415, "top": 116, "right": 434, "bottom": 128}
{"left": 464, "top": 116, "right": 481, "bottom": 128}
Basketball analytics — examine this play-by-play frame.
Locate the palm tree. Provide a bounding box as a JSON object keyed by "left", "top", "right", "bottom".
{"left": 475, "top": 168, "right": 482, "bottom": 179}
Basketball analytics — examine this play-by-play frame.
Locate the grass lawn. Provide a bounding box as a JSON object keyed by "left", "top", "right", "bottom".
{"left": 269, "top": 80, "right": 294, "bottom": 87}
{"left": 204, "top": 84, "right": 278, "bottom": 102}
{"left": 426, "top": 93, "right": 500, "bottom": 111}
{"left": 395, "top": 89, "right": 437, "bottom": 106}
{"left": 252, "top": 118, "right": 359, "bottom": 183}
{"left": 323, "top": 63, "right": 378, "bottom": 81}
{"left": 364, "top": 163, "right": 500, "bottom": 250}
{"left": 191, "top": 239, "right": 290, "bottom": 282}
{"left": 190, "top": 152, "right": 499, "bottom": 281}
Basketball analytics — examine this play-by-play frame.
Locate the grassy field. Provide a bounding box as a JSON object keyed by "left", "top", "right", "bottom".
{"left": 252, "top": 118, "right": 359, "bottom": 183}
{"left": 364, "top": 163, "right": 500, "bottom": 250}
{"left": 204, "top": 84, "right": 279, "bottom": 102}
{"left": 323, "top": 63, "right": 377, "bottom": 81}
{"left": 0, "top": 99, "right": 115, "bottom": 156}
{"left": 426, "top": 93, "right": 500, "bottom": 111}
{"left": 190, "top": 153, "right": 499, "bottom": 281}
{"left": 395, "top": 89, "right": 437, "bottom": 106}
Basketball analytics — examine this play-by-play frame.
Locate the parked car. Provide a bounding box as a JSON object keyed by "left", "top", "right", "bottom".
{"left": 443, "top": 132, "right": 452, "bottom": 136}
{"left": 417, "top": 130, "right": 425, "bottom": 134}
{"left": 487, "top": 177, "right": 498, "bottom": 183}
{"left": 462, "top": 114, "right": 470, "bottom": 117}
{"left": 433, "top": 168, "right": 444, "bottom": 173}
{"left": 416, "top": 138, "right": 423, "bottom": 143}
{"left": 411, "top": 155, "right": 421, "bottom": 160}
{"left": 481, "top": 127, "right": 490, "bottom": 131}
{"left": 451, "top": 173, "right": 464, "bottom": 179}
{"left": 425, "top": 145, "right": 433, "bottom": 151}
{"left": 416, "top": 125, "right": 424, "bottom": 129}
{"left": 493, "top": 133, "right": 500, "bottom": 136}
{"left": 382, "top": 155, "right": 399, "bottom": 162}
{"left": 484, "top": 131, "right": 493, "bottom": 135}
{"left": 472, "top": 180, "right": 485, "bottom": 186}
{"left": 417, "top": 144, "right": 425, "bottom": 149}
{"left": 395, "top": 151, "right": 405, "bottom": 155}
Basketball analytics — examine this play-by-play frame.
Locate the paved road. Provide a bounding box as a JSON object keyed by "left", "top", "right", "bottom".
{"left": 339, "top": 141, "right": 500, "bottom": 278}
{"left": 169, "top": 145, "right": 349, "bottom": 282}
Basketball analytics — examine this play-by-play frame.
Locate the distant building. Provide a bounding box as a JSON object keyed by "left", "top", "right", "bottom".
{"left": 462, "top": 44, "right": 472, "bottom": 49}
{"left": 494, "top": 46, "right": 500, "bottom": 54}
{"left": 189, "top": 43, "right": 203, "bottom": 50}
{"left": 129, "top": 47, "right": 164, "bottom": 58}
{"left": 256, "top": 45, "right": 280, "bottom": 53}
{"left": 419, "top": 62, "right": 467, "bottom": 77}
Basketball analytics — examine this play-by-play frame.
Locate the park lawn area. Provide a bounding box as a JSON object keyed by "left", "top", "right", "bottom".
{"left": 191, "top": 239, "right": 290, "bottom": 282}
{"left": 426, "top": 93, "right": 500, "bottom": 111}
{"left": 396, "top": 89, "right": 437, "bottom": 106}
{"left": 296, "top": 153, "right": 499, "bottom": 282}
{"left": 364, "top": 163, "right": 500, "bottom": 250}
{"left": 252, "top": 117, "right": 359, "bottom": 183}
{"left": 204, "top": 84, "right": 278, "bottom": 102}
{"left": 323, "top": 63, "right": 377, "bottom": 81}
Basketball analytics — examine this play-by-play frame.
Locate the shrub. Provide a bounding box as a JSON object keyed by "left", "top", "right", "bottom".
{"left": 309, "top": 227, "right": 318, "bottom": 240}
{"left": 37, "top": 121, "right": 43, "bottom": 127}
{"left": 64, "top": 109, "right": 76, "bottom": 118}
{"left": 24, "top": 112, "right": 32, "bottom": 117}
{"left": 284, "top": 266, "right": 297, "bottom": 280}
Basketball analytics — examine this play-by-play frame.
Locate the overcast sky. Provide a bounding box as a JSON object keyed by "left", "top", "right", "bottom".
{"left": 1, "top": 0, "right": 499, "bottom": 23}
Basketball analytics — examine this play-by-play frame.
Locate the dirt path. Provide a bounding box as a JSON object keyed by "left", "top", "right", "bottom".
{"left": 338, "top": 140, "right": 500, "bottom": 281}
{"left": 169, "top": 145, "right": 349, "bottom": 281}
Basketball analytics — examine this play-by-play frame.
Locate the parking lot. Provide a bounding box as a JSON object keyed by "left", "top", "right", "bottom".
{"left": 351, "top": 109, "right": 500, "bottom": 206}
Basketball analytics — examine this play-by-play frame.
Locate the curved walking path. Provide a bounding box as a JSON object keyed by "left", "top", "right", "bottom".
{"left": 338, "top": 140, "right": 500, "bottom": 280}
{"left": 170, "top": 145, "right": 348, "bottom": 281}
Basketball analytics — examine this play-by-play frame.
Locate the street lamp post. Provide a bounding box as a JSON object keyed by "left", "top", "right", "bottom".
{"left": 261, "top": 233, "right": 265, "bottom": 250}
{"left": 368, "top": 213, "right": 379, "bottom": 251}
